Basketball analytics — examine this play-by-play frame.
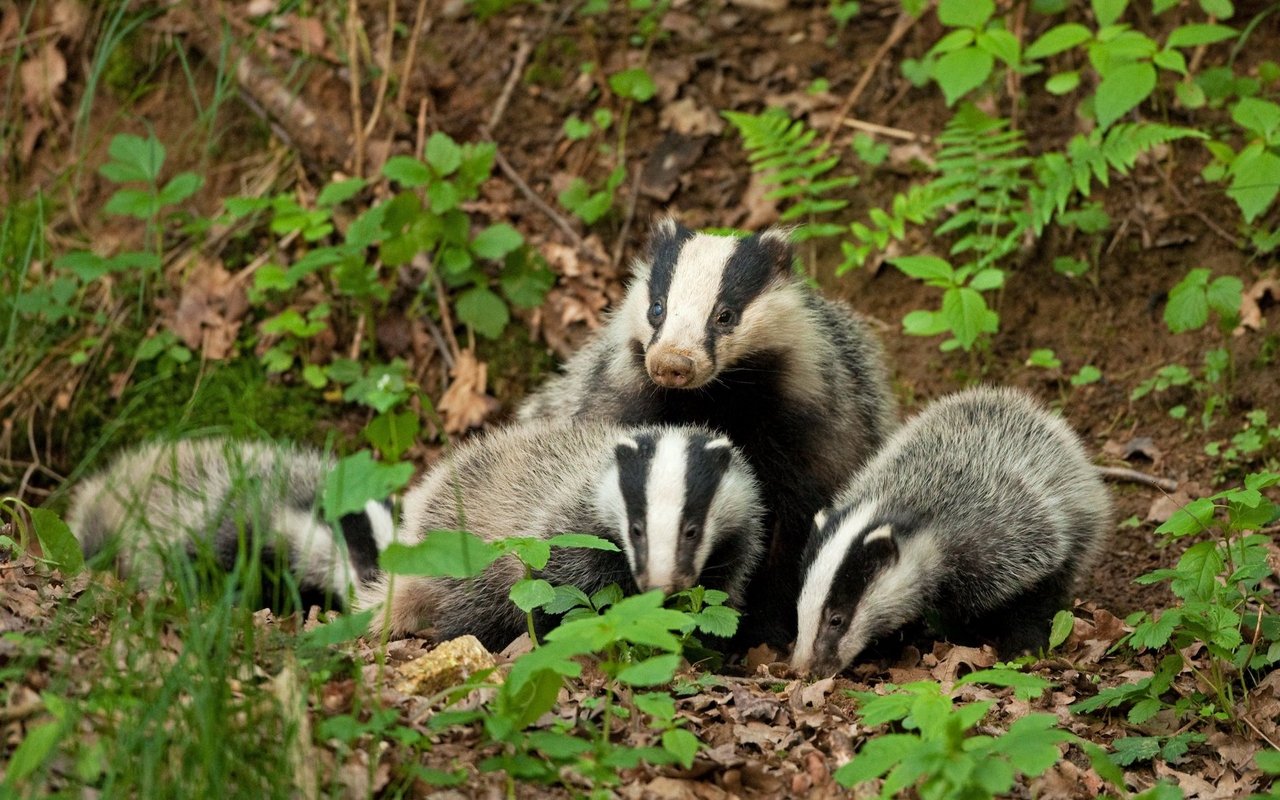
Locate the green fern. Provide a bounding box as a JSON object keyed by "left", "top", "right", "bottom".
{"left": 1031, "top": 123, "right": 1207, "bottom": 233}
{"left": 723, "top": 107, "right": 858, "bottom": 241}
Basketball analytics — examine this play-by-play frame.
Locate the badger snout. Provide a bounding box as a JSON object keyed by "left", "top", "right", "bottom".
{"left": 647, "top": 351, "right": 696, "bottom": 388}
{"left": 637, "top": 572, "right": 694, "bottom": 594}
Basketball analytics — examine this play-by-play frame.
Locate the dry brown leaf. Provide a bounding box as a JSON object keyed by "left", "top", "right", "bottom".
{"left": 928, "top": 643, "right": 996, "bottom": 684}
{"left": 20, "top": 41, "right": 67, "bottom": 109}
{"left": 169, "top": 257, "right": 249, "bottom": 360}
{"left": 1103, "top": 436, "right": 1162, "bottom": 463}
{"left": 1146, "top": 491, "right": 1193, "bottom": 524}
{"left": 660, "top": 97, "right": 726, "bottom": 137}
{"left": 1235, "top": 276, "right": 1279, "bottom": 335}
{"left": 437, "top": 349, "right": 500, "bottom": 434}
{"left": 737, "top": 170, "right": 780, "bottom": 230}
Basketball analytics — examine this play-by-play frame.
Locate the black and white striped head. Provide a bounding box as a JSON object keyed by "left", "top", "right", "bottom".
{"left": 594, "top": 427, "right": 764, "bottom": 597}
{"left": 633, "top": 219, "right": 801, "bottom": 389}
{"left": 791, "top": 502, "right": 939, "bottom": 677}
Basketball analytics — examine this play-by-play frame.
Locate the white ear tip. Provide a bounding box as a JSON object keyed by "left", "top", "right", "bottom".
{"left": 617, "top": 437, "right": 639, "bottom": 451}
{"left": 864, "top": 524, "right": 893, "bottom": 544}
{"left": 706, "top": 436, "right": 732, "bottom": 450}
{"left": 813, "top": 509, "right": 829, "bottom": 529}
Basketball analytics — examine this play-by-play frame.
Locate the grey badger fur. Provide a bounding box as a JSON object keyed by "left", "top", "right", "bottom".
{"left": 356, "top": 421, "right": 766, "bottom": 651}
{"left": 66, "top": 437, "right": 396, "bottom": 610}
{"left": 518, "top": 220, "right": 897, "bottom": 643}
{"left": 791, "top": 386, "right": 1112, "bottom": 677}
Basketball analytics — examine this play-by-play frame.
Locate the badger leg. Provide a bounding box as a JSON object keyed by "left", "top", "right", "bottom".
{"left": 963, "top": 569, "right": 1074, "bottom": 657}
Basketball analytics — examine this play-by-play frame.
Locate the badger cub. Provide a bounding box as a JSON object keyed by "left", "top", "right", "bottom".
{"left": 67, "top": 437, "right": 395, "bottom": 610}
{"left": 791, "top": 386, "right": 1112, "bottom": 677}
{"left": 519, "top": 220, "right": 897, "bottom": 643}
{"left": 357, "top": 421, "right": 765, "bottom": 651}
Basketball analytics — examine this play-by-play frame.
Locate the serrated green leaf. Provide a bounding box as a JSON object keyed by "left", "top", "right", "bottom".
{"left": 661, "top": 728, "right": 700, "bottom": 768}
{"left": 382, "top": 156, "right": 431, "bottom": 187}
{"left": 1026, "top": 24, "right": 1093, "bottom": 60}
{"left": 323, "top": 451, "right": 413, "bottom": 522}
{"left": 938, "top": 0, "right": 993, "bottom": 28}
{"left": 1227, "top": 144, "right": 1280, "bottom": 223}
{"left": 616, "top": 653, "right": 682, "bottom": 687}
{"left": 1155, "top": 496, "right": 1216, "bottom": 537}
{"left": 834, "top": 733, "right": 918, "bottom": 786}
{"left": 381, "top": 530, "right": 502, "bottom": 579}
{"left": 942, "top": 286, "right": 999, "bottom": 349}
{"left": 455, "top": 286, "right": 509, "bottom": 340}
{"left": 935, "top": 46, "right": 995, "bottom": 106}
{"left": 544, "top": 533, "right": 620, "bottom": 552}
{"left": 957, "top": 668, "right": 1053, "bottom": 700}
{"left": 301, "top": 610, "right": 375, "bottom": 648}
{"left": 425, "top": 132, "right": 463, "bottom": 175}
{"left": 1110, "top": 736, "right": 1162, "bottom": 766}
{"left": 890, "top": 255, "right": 954, "bottom": 282}
{"left": 1231, "top": 97, "right": 1280, "bottom": 142}
{"left": 471, "top": 223, "right": 523, "bottom": 260}
{"left": 609, "top": 68, "right": 657, "bottom": 102}
{"left": 101, "top": 133, "right": 164, "bottom": 183}
{"left": 1095, "top": 61, "right": 1156, "bottom": 130}
{"left": 29, "top": 508, "right": 84, "bottom": 574}
{"left": 510, "top": 578, "right": 556, "bottom": 613}
{"left": 317, "top": 178, "right": 367, "bottom": 207}
{"left": 1164, "top": 268, "right": 1211, "bottom": 333}
{"left": 158, "top": 172, "right": 203, "bottom": 206}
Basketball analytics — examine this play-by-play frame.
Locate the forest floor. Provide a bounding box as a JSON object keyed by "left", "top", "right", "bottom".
{"left": 2, "top": 0, "right": 1279, "bottom": 798}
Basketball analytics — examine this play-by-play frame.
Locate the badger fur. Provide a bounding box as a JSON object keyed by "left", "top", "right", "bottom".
{"left": 66, "top": 437, "right": 396, "bottom": 610}
{"left": 518, "top": 220, "right": 897, "bottom": 643}
{"left": 356, "top": 421, "right": 766, "bottom": 651}
{"left": 790, "top": 386, "right": 1112, "bottom": 677}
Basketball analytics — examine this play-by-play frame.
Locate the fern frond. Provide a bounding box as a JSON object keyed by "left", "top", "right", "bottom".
{"left": 724, "top": 108, "right": 859, "bottom": 242}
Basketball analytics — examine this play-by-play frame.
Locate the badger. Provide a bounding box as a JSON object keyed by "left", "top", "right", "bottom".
{"left": 518, "top": 220, "right": 897, "bottom": 643}
{"left": 791, "top": 386, "right": 1113, "bottom": 677}
{"left": 356, "top": 420, "right": 766, "bottom": 651}
{"left": 66, "top": 437, "right": 396, "bottom": 611}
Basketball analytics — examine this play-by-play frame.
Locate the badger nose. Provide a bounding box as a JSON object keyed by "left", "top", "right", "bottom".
{"left": 649, "top": 352, "right": 695, "bottom": 388}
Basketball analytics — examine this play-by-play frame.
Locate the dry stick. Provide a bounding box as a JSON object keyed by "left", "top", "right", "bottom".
{"left": 611, "top": 164, "right": 644, "bottom": 269}
{"left": 1007, "top": 1, "right": 1026, "bottom": 130}
{"left": 1097, "top": 465, "right": 1178, "bottom": 493}
{"left": 362, "top": 0, "right": 398, "bottom": 139}
{"left": 840, "top": 117, "right": 928, "bottom": 142}
{"left": 346, "top": 0, "right": 365, "bottom": 176}
{"left": 821, "top": 10, "right": 921, "bottom": 150}
{"left": 486, "top": 40, "right": 534, "bottom": 133}
{"left": 397, "top": 0, "right": 432, "bottom": 113}
{"left": 494, "top": 150, "right": 584, "bottom": 248}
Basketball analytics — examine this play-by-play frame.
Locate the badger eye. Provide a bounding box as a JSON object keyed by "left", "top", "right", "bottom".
{"left": 630, "top": 521, "right": 645, "bottom": 540}
{"left": 649, "top": 300, "right": 665, "bottom": 319}
{"left": 827, "top": 614, "right": 845, "bottom": 629}
{"left": 681, "top": 523, "right": 700, "bottom": 541}
{"left": 715, "top": 308, "right": 737, "bottom": 327}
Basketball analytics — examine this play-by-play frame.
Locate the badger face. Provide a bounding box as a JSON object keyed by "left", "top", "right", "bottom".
{"left": 792, "top": 504, "right": 932, "bottom": 677}
{"left": 638, "top": 220, "right": 797, "bottom": 390}
{"left": 595, "top": 428, "right": 758, "bottom": 595}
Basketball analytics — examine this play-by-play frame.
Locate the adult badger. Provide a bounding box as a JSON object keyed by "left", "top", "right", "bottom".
{"left": 66, "top": 437, "right": 396, "bottom": 611}
{"left": 518, "top": 220, "right": 897, "bottom": 643}
{"left": 356, "top": 421, "right": 766, "bottom": 651}
{"left": 791, "top": 386, "right": 1113, "bottom": 677}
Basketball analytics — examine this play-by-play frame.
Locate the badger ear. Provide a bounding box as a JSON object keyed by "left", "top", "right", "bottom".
{"left": 863, "top": 524, "right": 898, "bottom": 560}
{"left": 757, "top": 227, "right": 798, "bottom": 278}
{"left": 648, "top": 216, "right": 689, "bottom": 259}
{"left": 813, "top": 509, "right": 829, "bottom": 531}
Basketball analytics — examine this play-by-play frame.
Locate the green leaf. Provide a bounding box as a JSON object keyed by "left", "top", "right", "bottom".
{"left": 942, "top": 286, "right": 999, "bottom": 349}
{"left": 957, "top": 668, "right": 1053, "bottom": 700}
{"left": 1095, "top": 61, "right": 1156, "bottom": 130}
{"left": 990, "top": 714, "right": 1072, "bottom": 776}
{"left": 967, "top": 268, "right": 1004, "bottom": 291}
{"left": 382, "top": 156, "right": 431, "bottom": 187}
{"left": 1206, "top": 275, "right": 1243, "bottom": 322}
{"left": 1152, "top": 49, "right": 1187, "bottom": 76}
{"left": 322, "top": 451, "right": 414, "bottom": 521}
{"left": 363, "top": 411, "right": 421, "bottom": 461}
{"left": 661, "top": 729, "right": 700, "bottom": 768}
{"left": 1227, "top": 144, "right": 1280, "bottom": 223}
{"left": 1026, "top": 24, "right": 1093, "bottom": 60}
{"left": 977, "top": 29, "right": 1021, "bottom": 67}
{"left": 29, "top": 508, "right": 84, "bottom": 575}
{"left": 455, "top": 286, "right": 510, "bottom": 340}
{"left": 495, "top": 537, "right": 552, "bottom": 571}
{"left": 608, "top": 68, "right": 657, "bottom": 102}
{"left": 1155, "top": 496, "right": 1215, "bottom": 537}
{"left": 1198, "top": 0, "right": 1233, "bottom": 18}
{"left": 935, "top": 46, "right": 995, "bottom": 106}
{"left": 562, "top": 115, "right": 593, "bottom": 140}
{"left": 500, "top": 254, "right": 555, "bottom": 309}
{"left": 890, "top": 255, "right": 954, "bottom": 282}
{"left": 544, "top": 533, "right": 620, "bottom": 552}
{"left": 317, "top": 178, "right": 367, "bottom": 207}
{"left": 301, "top": 610, "right": 375, "bottom": 648}
{"left": 902, "top": 309, "right": 950, "bottom": 337}
{"left": 158, "top": 172, "right": 203, "bottom": 207}
{"left": 471, "top": 223, "right": 524, "bottom": 260}
{"left": 100, "top": 133, "right": 164, "bottom": 183}
{"left": 1256, "top": 750, "right": 1280, "bottom": 774}
{"left": 425, "top": 132, "right": 463, "bottom": 175}
{"left": 1049, "top": 609, "right": 1074, "bottom": 648}
{"left": 510, "top": 578, "right": 556, "bottom": 613}
{"left": 938, "top": 0, "right": 993, "bottom": 28}
{"left": 380, "top": 530, "right": 503, "bottom": 579}
{"left": 616, "top": 653, "right": 682, "bottom": 687}
{"left": 691, "top": 604, "right": 740, "bottom": 638}
{"left": 1166, "top": 23, "right": 1238, "bottom": 48}
{"left": 1231, "top": 97, "right": 1280, "bottom": 142}
{"left": 1046, "top": 71, "right": 1081, "bottom": 94}
{"left": 1164, "top": 268, "right": 1211, "bottom": 333}
{"left": 1026, "top": 348, "right": 1062, "bottom": 369}
{"left": 103, "top": 189, "right": 159, "bottom": 219}
{"left": 3, "top": 719, "right": 63, "bottom": 783}
{"left": 1092, "top": 0, "right": 1128, "bottom": 27}
{"left": 1110, "top": 736, "right": 1162, "bottom": 766}
{"left": 834, "top": 734, "right": 918, "bottom": 786}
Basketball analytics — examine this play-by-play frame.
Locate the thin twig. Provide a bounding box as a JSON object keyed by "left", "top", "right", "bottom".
{"left": 611, "top": 163, "right": 643, "bottom": 269}
{"left": 362, "top": 0, "right": 397, "bottom": 138}
{"left": 1097, "top": 466, "right": 1177, "bottom": 493}
{"left": 426, "top": 258, "right": 462, "bottom": 361}
{"left": 1242, "top": 715, "right": 1280, "bottom": 752}
{"left": 822, "top": 10, "right": 920, "bottom": 150}
{"left": 486, "top": 39, "right": 534, "bottom": 133}
{"left": 493, "top": 150, "right": 584, "bottom": 248}
{"left": 397, "top": 0, "right": 432, "bottom": 113}
{"left": 840, "top": 118, "right": 929, "bottom": 142}
{"left": 415, "top": 97, "right": 429, "bottom": 155}
{"left": 346, "top": 0, "right": 365, "bottom": 176}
